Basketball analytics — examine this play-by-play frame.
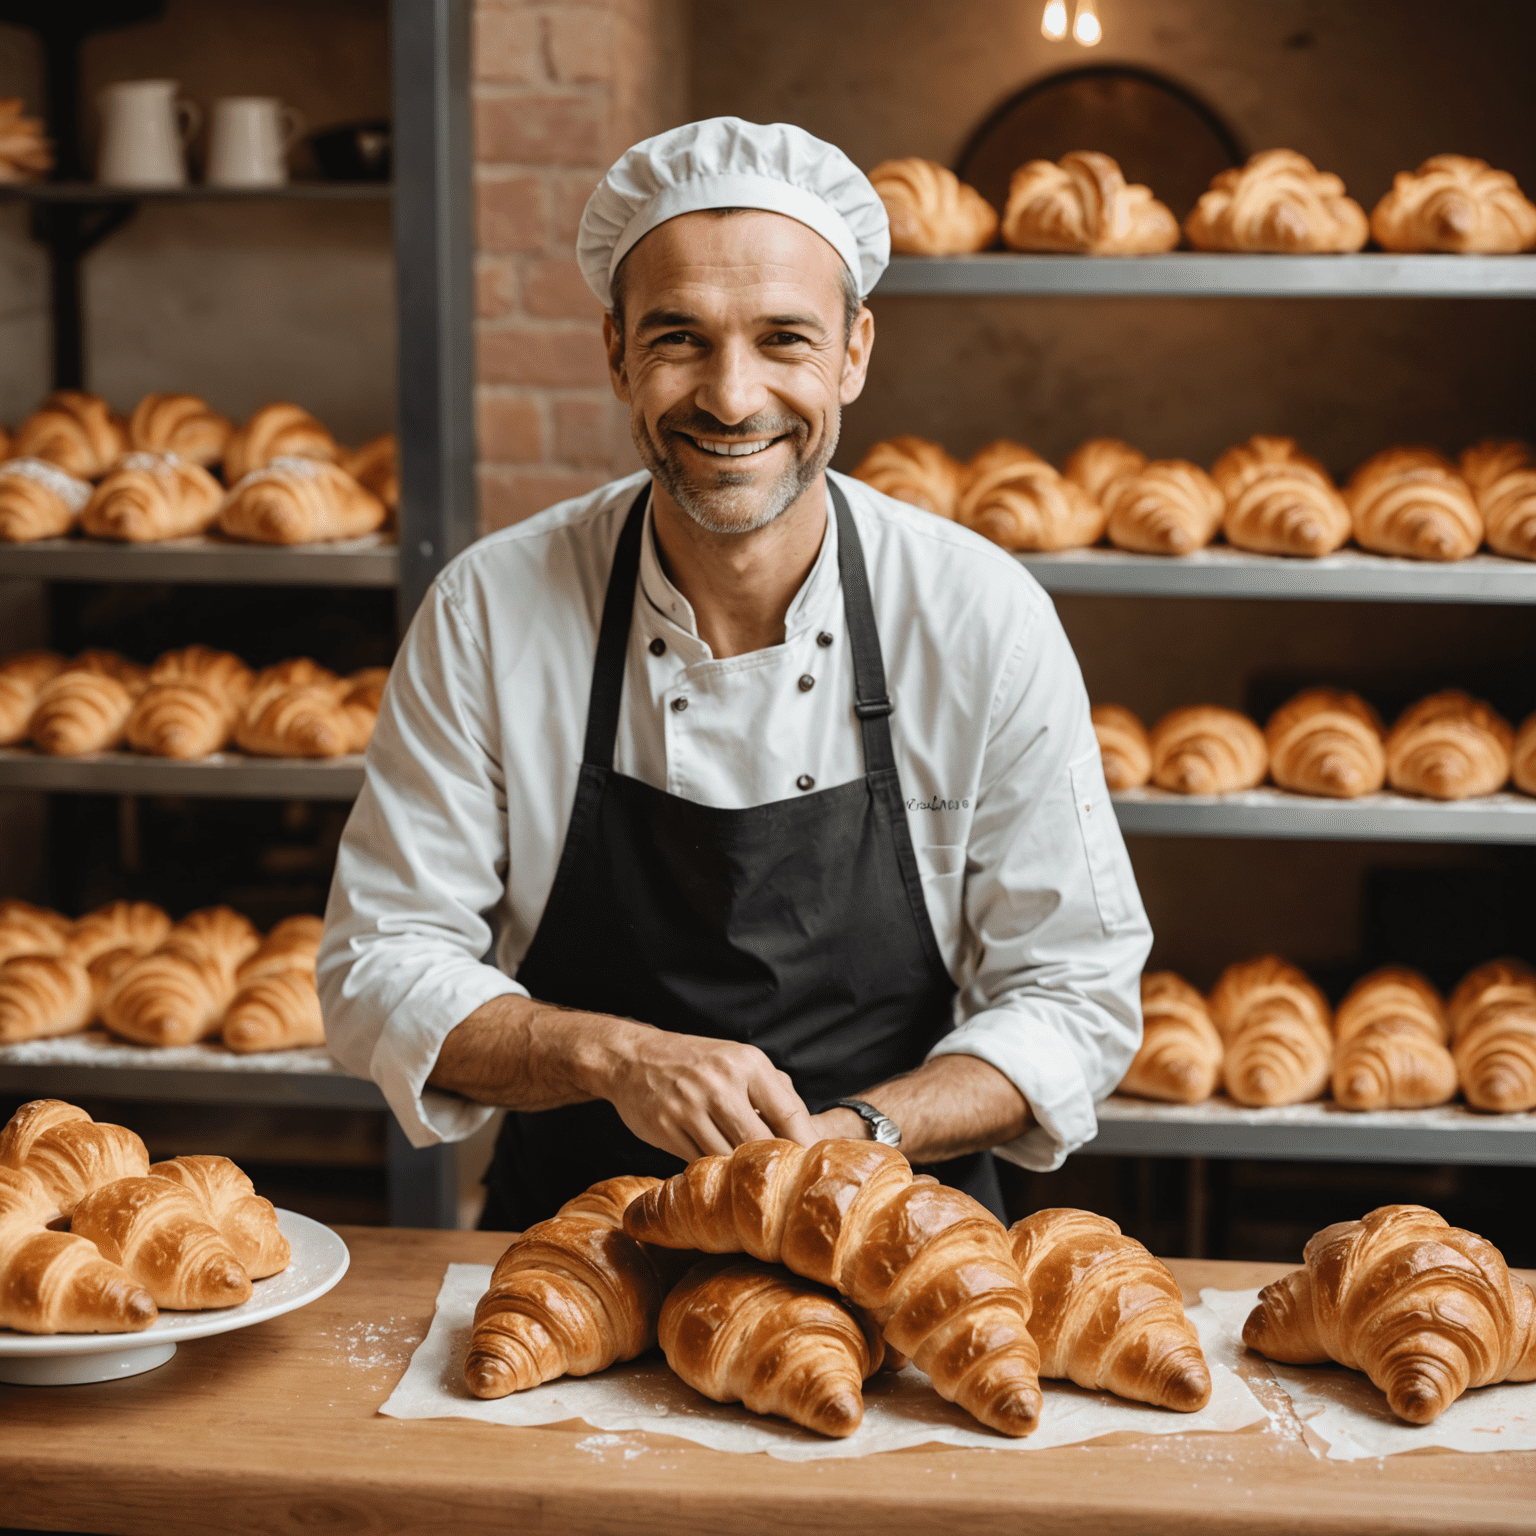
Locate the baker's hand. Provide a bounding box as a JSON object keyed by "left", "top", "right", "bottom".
{"left": 597, "top": 1024, "right": 817, "bottom": 1161}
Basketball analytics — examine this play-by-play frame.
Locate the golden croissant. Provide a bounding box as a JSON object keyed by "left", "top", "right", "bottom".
{"left": 0, "top": 954, "right": 93, "bottom": 1044}
{"left": 1243, "top": 1205, "right": 1536, "bottom": 1423}
{"left": 623, "top": 1138, "right": 1042, "bottom": 1437}
{"left": 149, "top": 1155, "right": 290, "bottom": 1278}
{"left": 868, "top": 157, "right": 998, "bottom": 255}
{"left": 0, "top": 898, "right": 71, "bottom": 965}
{"left": 1001, "top": 151, "right": 1178, "bottom": 255}
{"left": 223, "top": 402, "right": 341, "bottom": 483}
{"left": 125, "top": 681, "right": 236, "bottom": 758}
{"left": 1449, "top": 960, "right": 1536, "bottom": 1114}
{"left": 1385, "top": 690, "right": 1512, "bottom": 801}
{"left": 81, "top": 451, "right": 225, "bottom": 542}
{"left": 237, "top": 914, "right": 323, "bottom": 983}
{"left": 850, "top": 435, "right": 965, "bottom": 518}
{"left": 28, "top": 668, "right": 139, "bottom": 755}
{"left": 0, "top": 457, "right": 93, "bottom": 543}
{"left": 1209, "top": 955, "right": 1333, "bottom": 1107}
{"left": 1092, "top": 703, "right": 1151, "bottom": 790}
{"left": 246, "top": 657, "right": 341, "bottom": 703}
{"left": 465, "top": 1175, "right": 684, "bottom": 1399}
{"left": 0, "top": 1099, "right": 150, "bottom": 1218}
{"left": 1104, "top": 459, "right": 1225, "bottom": 556}
{"left": 1120, "top": 971, "right": 1222, "bottom": 1104}
{"left": 1064, "top": 437, "right": 1146, "bottom": 506}
{"left": 11, "top": 390, "right": 127, "bottom": 479}
{"left": 71, "top": 649, "right": 150, "bottom": 690}
{"left": 1213, "top": 436, "right": 1352, "bottom": 558}
{"left": 219, "top": 457, "right": 387, "bottom": 545}
{"left": 1370, "top": 155, "right": 1536, "bottom": 254}
{"left": 1460, "top": 439, "right": 1536, "bottom": 562}
{"left": 1265, "top": 687, "right": 1385, "bottom": 799}
{"left": 339, "top": 668, "right": 388, "bottom": 752}
{"left": 67, "top": 900, "right": 172, "bottom": 967}
{"left": 1515, "top": 712, "right": 1536, "bottom": 797}
{"left": 1010, "top": 1208, "right": 1211, "bottom": 1411}
{"left": 127, "top": 392, "right": 234, "bottom": 467}
{"left": 958, "top": 440, "right": 1106, "bottom": 551}
{"left": 1345, "top": 447, "right": 1482, "bottom": 562}
{"left": 1185, "top": 150, "right": 1367, "bottom": 253}
{"left": 236, "top": 684, "right": 355, "bottom": 757}
{"left": 0, "top": 650, "right": 67, "bottom": 745}
{"left": 0, "top": 1165, "right": 156, "bottom": 1335}
{"left": 345, "top": 433, "right": 399, "bottom": 511}
{"left": 660, "top": 1255, "right": 885, "bottom": 1437}
{"left": 1332, "top": 967, "right": 1456, "bottom": 1111}
{"left": 222, "top": 970, "right": 326, "bottom": 1053}
{"left": 1150, "top": 705, "right": 1268, "bottom": 795}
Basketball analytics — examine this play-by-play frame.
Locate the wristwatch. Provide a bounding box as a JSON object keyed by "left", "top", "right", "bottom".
{"left": 830, "top": 1097, "right": 902, "bottom": 1148}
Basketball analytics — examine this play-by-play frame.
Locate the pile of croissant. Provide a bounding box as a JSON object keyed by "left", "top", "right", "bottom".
{"left": 869, "top": 149, "right": 1536, "bottom": 257}
{"left": 0, "top": 646, "right": 386, "bottom": 760}
{"left": 853, "top": 430, "right": 1536, "bottom": 565}
{"left": 0, "top": 1099, "right": 291, "bottom": 1333}
{"left": 464, "top": 1141, "right": 1214, "bottom": 1439}
{"left": 1120, "top": 955, "right": 1536, "bottom": 1115}
{"left": 0, "top": 899, "right": 326, "bottom": 1054}
{"left": 0, "top": 391, "right": 397, "bottom": 547}
{"left": 1093, "top": 688, "right": 1536, "bottom": 803}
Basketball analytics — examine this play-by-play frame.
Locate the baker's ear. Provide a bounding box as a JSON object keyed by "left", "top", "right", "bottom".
{"left": 838, "top": 305, "right": 875, "bottom": 406}
{"left": 603, "top": 312, "right": 631, "bottom": 402}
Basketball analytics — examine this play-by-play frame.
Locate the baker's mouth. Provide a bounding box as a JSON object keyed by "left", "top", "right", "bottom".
{"left": 679, "top": 433, "right": 788, "bottom": 459}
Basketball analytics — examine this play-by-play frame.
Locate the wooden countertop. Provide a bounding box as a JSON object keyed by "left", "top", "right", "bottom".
{"left": 2, "top": 1227, "right": 1533, "bottom": 1536}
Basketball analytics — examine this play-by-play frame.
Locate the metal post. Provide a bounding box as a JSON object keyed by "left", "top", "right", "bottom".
{"left": 386, "top": 1117, "right": 459, "bottom": 1229}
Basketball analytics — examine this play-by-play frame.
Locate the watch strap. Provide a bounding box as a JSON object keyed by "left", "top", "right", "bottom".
{"left": 830, "top": 1097, "right": 902, "bottom": 1148}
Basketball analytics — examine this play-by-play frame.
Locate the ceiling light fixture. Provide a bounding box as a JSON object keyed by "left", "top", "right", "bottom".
{"left": 1073, "top": 0, "right": 1103, "bottom": 47}
{"left": 1041, "top": 0, "right": 1069, "bottom": 40}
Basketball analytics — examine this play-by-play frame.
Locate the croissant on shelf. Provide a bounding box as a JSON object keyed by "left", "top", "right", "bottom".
{"left": 957, "top": 440, "right": 1106, "bottom": 551}
{"left": 624, "top": 1138, "right": 1043, "bottom": 1437}
{"left": 218, "top": 456, "right": 388, "bottom": 546}
{"left": 1515, "top": 712, "right": 1536, "bottom": 797}
{"left": 28, "top": 667, "right": 142, "bottom": 756}
{"left": 0, "top": 650, "right": 67, "bottom": 744}
{"left": 1345, "top": 447, "right": 1483, "bottom": 562}
{"left": 1064, "top": 437, "right": 1146, "bottom": 506}
{"left": 0, "top": 98, "right": 52, "bottom": 182}
{"left": 1213, "top": 435, "right": 1352, "bottom": 558}
{"left": 11, "top": 391, "right": 127, "bottom": 480}
{"left": 1001, "top": 151, "right": 1179, "bottom": 256}
{"left": 127, "top": 393, "right": 235, "bottom": 468}
{"left": 1119, "top": 971, "right": 1222, "bottom": 1104}
{"left": 0, "top": 953, "right": 93, "bottom": 1044}
{"left": 1103, "top": 458, "right": 1225, "bottom": 557}
{"left": 339, "top": 668, "right": 388, "bottom": 752}
{"left": 0, "top": 1099, "right": 150, "bottom": 1219}
{"left": 1265, "top": 687, "right": 1386, "bottom": 799}
{"left": 1448, "top": 960, "right": 1536, "bottom": 1113}
{"left": 1370, "top": 155, "right": 1536, "bottom": 255}
{"left": 1091, "top": 703, "right": 1152, "bottom": 790}
{"left": 465, "top": 1175, "right": 685, "bottom": 1399}
{"left": 1184, "top": 150, "right": 1368, "bottom": 254}
{"left": 1149, "top": 705, "right": 1268, "bottom": 795}
{"left": 1243, "top": 1205, "right": 1536, "bottom": 1423}
{"left": 1459, "top": 439, "right": 1536, "bottom": 562}
{"left": 235, "top": 662, "right": 363, "bottom": 758}
{"left": 67, "top": 899, "right": 173, "bottom": 970}
{"left": 868, "top": 157, "right": 998, "bottom": 255}
{"left": 148, "top": 1155, "right": 290, "bottom": 1278}
{"left": 223, "top": 402, "right": 340, "bottom": 484}
{"left": 81, "top": 451, "right": 225, "bottom": 543}
{"left": 1332, "top": 967, "right": 1457, "bottom": 1111}
{"left": 1010, "top": 1208, "right": 1211, "bottom": 1411}
{"left": 345, "top": 433, "right": 399, "bottom": 512}
{"left": 0, "top": 458, "right": 93, "bottom": 543}
{"left": 125, "top": 645, "right": 255, "bottom": 759}
{"left": 1384, "top": 689, "right": 1512, "bottom": 800}
{"left": 223, "top": 915, "right": 326, "bottom": 1053}
{"left": 850, "top": 435, "right": 965, "bottom": 518}
{"left": 0, "top": 897, "right": 72, "bottom": 965}
{"left": 1208, "top": 955, "right": 1333, "bottom": 1107}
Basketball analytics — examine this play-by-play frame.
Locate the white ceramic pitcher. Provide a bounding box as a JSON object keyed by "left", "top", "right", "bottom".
{"left": 98, "top": 79, "right": 200, "bottom": 188}
{"left": 207, "top": 97, "right": 306, "bottom": 187}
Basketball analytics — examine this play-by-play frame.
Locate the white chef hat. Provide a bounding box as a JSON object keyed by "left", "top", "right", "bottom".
{"left": 577, "top": 116, "right": 890, "bottom": 307}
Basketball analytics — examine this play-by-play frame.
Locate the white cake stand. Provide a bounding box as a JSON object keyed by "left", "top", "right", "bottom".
{"left": 0, "top": 1209, "right": 349, "bottom": 1386}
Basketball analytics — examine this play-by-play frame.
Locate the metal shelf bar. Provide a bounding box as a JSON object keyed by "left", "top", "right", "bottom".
{"left": 0, "top": 750, "right": 365, "bottom": 800}
{"left": 874, "top": 253, "right": 1536, "bottom": 299}
{"left": 0, "top": 536, "right": 399, "bottom": 587}
{"left": 0, "top": 183, "right": 393, "bottom": 203}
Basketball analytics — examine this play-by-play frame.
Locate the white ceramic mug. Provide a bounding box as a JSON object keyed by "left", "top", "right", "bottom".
{"left": 98, "top": 79, "right": 200, "bottom": 188}
{"left": 206, "top": 97, "right": 305, "bottom": 187}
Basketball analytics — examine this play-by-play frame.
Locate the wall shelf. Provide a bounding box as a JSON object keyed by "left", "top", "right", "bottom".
{"left": 874, "top": 252, "right": 1536, "bottom": 299}
{"left": 0, "top": 749, "right": 365, "bottom": 800}
{"left": 0, "top": 183, "right": 392, "bottom": 204}
{"left": 0, "top": 535, "right": 399, "bottom": 587}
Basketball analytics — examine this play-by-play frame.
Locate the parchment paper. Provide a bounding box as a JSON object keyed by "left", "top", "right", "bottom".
{"left": 378, "top": 1263, "right": 1268, "bottom": 1459}
{"left": 1200, "top": 1287, "right": 1536, "bottom": 1461}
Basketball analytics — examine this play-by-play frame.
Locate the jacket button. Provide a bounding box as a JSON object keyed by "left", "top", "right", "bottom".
{"left": 798, "top": 674, "right": 815, "bottom": 692}
{"left": 649, "top": 637, "right": 666, "bottom": 656}
{"left": 817, "top": 631, "right": 833, "bottom": 647}
{"left": 796, "top": 774, "right": 815, "bottom": 791}
{"left": 671, "top": 696, "right": 688, "bottom": 713}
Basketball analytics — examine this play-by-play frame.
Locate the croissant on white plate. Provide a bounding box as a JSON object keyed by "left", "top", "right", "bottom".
{"left": 1265, "top": 687, "right": 1386, "bottom": 799}
{"left": 1370, "top": 156, "right": 1536, "bottom": 254}
{"left": 1103, "top": 459, "right": 1224, "bottom": 556}
{"left": 1119, "top": 971, "right": 1222, "bottom": 1104}
{"left": 1002, "top": 151, "right": 1178, "bottom": 255}
{"left": 850, "top": 435, "right": 965, "bottom": 518}
{"left": 1092, "top": 703, "right": 1151, "bottom": 790}
{"left": 1185, "top": 150, "right": 1368, "bottom": 254}
{"left": 10, "top": 391, "right": 127, "bottom": 479}
{"left": 218, "top": 457, "right": 387, "bottom": 545}
{"left": 1332, "top": 967, "right": 1456, "bottom": 1111}
{"left": 868, "top": 158, "right": 998, "bottom": 255}
{"left": 958, "top": 440, "right": 1105, "bottom": 551}
{"left": 80, "top": 452, "right": 224, "bottom": 542}
{"left": 1213, "top": 435, "right": 1352, "bottom": 558}
{"left": 0, "top": 458, "right": 93, "bottom": 543}
{"left": 1384, "top": 690, "right": 1512, "bottom": 800}
{"left": 1345, "top": 447, "right": 1482, "bottom": 563}
{"left": 0, "top": 1099, "right": 150, "bottom": 1219}
{"left": 127, "top": 393, "right": 234, "bottom": 468}
{"left": 1149, "top": 705, "right": 1268, "bottom": 795}
{"left": 1460, "top": 439, "right": 1536, "bottom": 562}
{"left": 1209, "top": 955, "right": 1332, "bottom": 1107}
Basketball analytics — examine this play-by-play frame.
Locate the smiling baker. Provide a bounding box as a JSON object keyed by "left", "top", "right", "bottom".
{"left": 318, "top": 117, "right": 1152, "bottom": 1229}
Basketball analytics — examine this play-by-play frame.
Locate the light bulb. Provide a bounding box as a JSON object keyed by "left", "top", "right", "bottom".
{"left": 1041, "top": 0, "right": 1068, "bottom": 40}
{"left": 1073, "top": 0, "right": 1103, "bottom": 45}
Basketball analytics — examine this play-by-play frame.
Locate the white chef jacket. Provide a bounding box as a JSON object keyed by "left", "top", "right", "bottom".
{"left": 318, "top": 468, "right": 1151, "bottom": 1171}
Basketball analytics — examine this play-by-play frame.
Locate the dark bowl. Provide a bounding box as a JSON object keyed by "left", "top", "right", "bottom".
{"left": 309, "top": 120, "right": 392, "bottom": 182}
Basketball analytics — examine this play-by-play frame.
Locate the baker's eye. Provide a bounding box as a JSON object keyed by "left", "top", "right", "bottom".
{"left": 766, "top": 332, "right": 808, "bottom": 346}
{"left": 653, "top": 331, "right": 694, "bottom": 346}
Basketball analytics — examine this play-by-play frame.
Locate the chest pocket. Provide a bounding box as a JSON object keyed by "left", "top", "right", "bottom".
{"left": 1069, "top": 751, "right": 1135, "bottom": 934}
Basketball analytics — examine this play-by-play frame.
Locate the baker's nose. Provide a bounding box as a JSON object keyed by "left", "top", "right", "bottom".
{"left": 693, "top": 335, "right": 768, "bottom": 425}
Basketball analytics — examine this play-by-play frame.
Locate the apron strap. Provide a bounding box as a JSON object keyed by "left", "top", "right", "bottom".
{"left": 829, "top": 479, "right": 897, "bottom": 777}
{"left": 582, "top": 482, "right": 652, "bottom": 771}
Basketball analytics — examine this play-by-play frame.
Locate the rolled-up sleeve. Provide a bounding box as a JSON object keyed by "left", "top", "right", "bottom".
{"left": 926, "top": 596, "right": 1152, "bottom": 1172}
{"left": 318, "top": 581, "right": 523, "bottom": 1147}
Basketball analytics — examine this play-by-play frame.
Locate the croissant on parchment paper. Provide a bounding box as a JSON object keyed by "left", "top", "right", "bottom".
{"left": 0, "top": 953, "right": 93, "bottom": 1044}
{"left": 958, "top": 440, "right": 1106, "bottom": 551}
{"left": 11, "top": 390, "right": 127, "bottom": 480}
{"left": 218, "top": 456, "right": 387, "bottom": 545}
{"left": 868, "top": 157, "right": 998, "bottom": 255}
{"left": 1213, "top": 435, "right": 1352, "bottom": 558}
{"left": 465, "top": 1174, "right": 686, "bottom": 1398}
{"left": 1149, "top": 705, "right": 1268, "bottom": 796}
{"left": 1242, "top": 1204, "right": 1536, "bottom": 1424}
{"left": 660, "top": 1255, "right": 885, "bottom": 1437}
{"left": 1370, "top": 155, "right": 1536, "bottom": 255}
{"left": 1103, "top": 459, "right": 1224, "bottom": 557}
{"left": 624, "top": 1138, "right": 1043, "bottom": 1437}
{"left": 1119, "top": 971, "right": 1222, "bottom": 1104}
{"left": 1332, "top": 967, "right": 1457, "bottom": 1111}
{"left": 127, "top": 392, "right": 234, "bottom": 468}
{"left": 1209, "top": 955, "right": 1333, "bottom": 1108}
{"left": 1063, "top": 437, "right": 1146, "bottom": 507}
{"left": 1460, "top": 439, "right": 1536, "bottom": 562}
{"left": 1091, "top": 703, "right": 1151, "bottom": 791}
{"left": 1448, "top": 960, "right": 1536, "bottom": 1114}
{"left": 1515, "top": 713, "right": 1536, "bottom": 797}
{"left": 1009, "top": 1208, "right": 1211, "bottom": 1411}
{"left": 1184, "top": 150, "right": 1368, "bottom": 254}
{"left": 1385, "top": 690, "right": 1512, "bottom": 801}
{"left": 149, "top": 1155, "right": 290, "bottom": 1278}
{"left": 222, "top": 402, "right": 340, "bottom": 484}
{"left": 850, "top": 435, "right": 965, "bottom": 518}
{"left": 28, "top": 667, "right": 142, "bottom": 756}
{"left": 0, "top": 1099, "right": 150, "bottom": 1219}
{"left": 1264, "top": 688, "right": 1385, "bottom": 799}
{"left": 0, "top": 457, "right": 93, "bottom": 543}
{"left": 1001, "top": 151, "right": 1178, "bottom": 255}
{"left": 1345, "top": 447, "right": 1483, "bottom": 563}
{"left": 345, "top": 433, "right": 399, "bottom": 512}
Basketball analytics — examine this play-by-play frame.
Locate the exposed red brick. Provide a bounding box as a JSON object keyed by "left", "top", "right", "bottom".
{"left": 476, "top": 395, "right": 543, "bottom": 463}
{"left": 476, "top": 258, "right": 518, "bottom": 319}
{"left": 546, "top": 9, "right": 613, "bottom": 84}
{"left": 479, "top": 467, "right": 609, "bottom": 532}
{"left": 475, "top": 175, "right": 544, "bottom": 253}
{"left": 523, "top": 257, "right": 602, "bottom": 320}
{"left": 553, "top": 398, "right": 613, "bottom": 466}
{"left": 548, "top": 168, "right": 605, "bottom": 247}
{"left": 473, "top": 7, "right": 541, "bottom": 84}
{"left": 475, "top": 94, "right": 606, "bottom": 168}
{"left": 478, "top": 325, "right": 611, "bottom": 387}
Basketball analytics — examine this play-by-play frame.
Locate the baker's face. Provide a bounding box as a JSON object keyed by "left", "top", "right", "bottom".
{"left": 604, "top": 210, "right": 874, "bottom": 535}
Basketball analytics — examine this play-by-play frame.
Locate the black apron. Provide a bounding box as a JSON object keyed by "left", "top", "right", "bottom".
{"left": 480, "top": 480, "right": 1002, "bottom": 1230}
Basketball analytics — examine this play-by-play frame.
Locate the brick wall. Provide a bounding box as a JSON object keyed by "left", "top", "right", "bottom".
{"left": 472, "top": 0, "right": 686, "bottom": 532}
